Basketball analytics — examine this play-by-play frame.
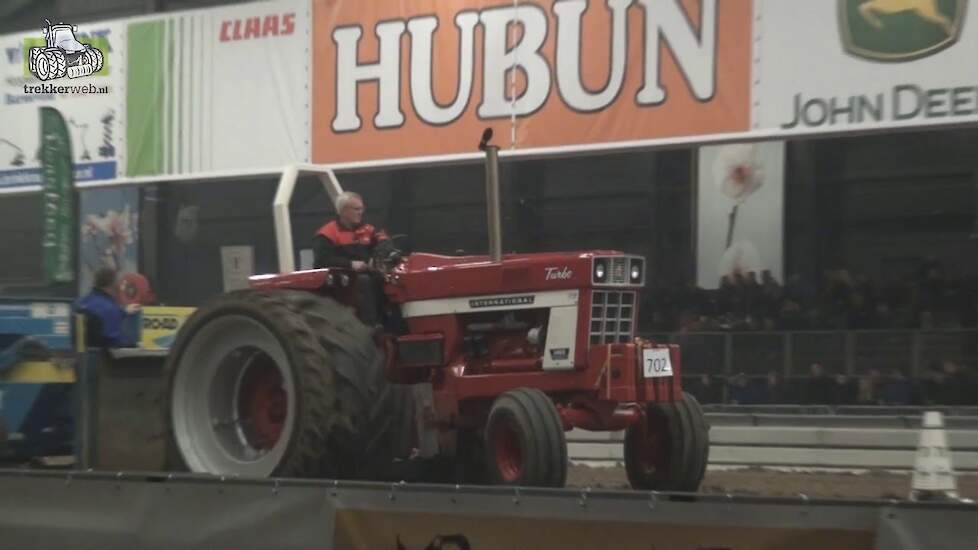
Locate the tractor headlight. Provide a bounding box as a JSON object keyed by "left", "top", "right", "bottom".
{"left": 630, "top": 258, "right": 644, "bottom": 283}
{"left": 593, "top": 258, "right": 608, "bottom": 283}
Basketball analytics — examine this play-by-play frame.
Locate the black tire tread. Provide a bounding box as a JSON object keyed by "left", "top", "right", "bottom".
{"left": 88, "top": 47, "right": 104, "bottom": 72}
{"left": 677, "top": 393, "right": 710, "bottom": 490}
{"left": 163, "top": 289, "right": 411, "bottom": 479}
{"left": 45, "top": 50, "right": 66, "bottom": 79}
{"left": 515, "top": 388, "right": 567, "bottom": 487}
{"left": 485, "top": 387, "right": 566, "bottom": 488}
{"left": 624, "top": 391, "right": 709, "bottom": 492}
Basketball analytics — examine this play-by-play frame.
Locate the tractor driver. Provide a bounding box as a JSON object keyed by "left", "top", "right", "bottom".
{"left": 312, "top": 191, "right": 398, "bottom": 329}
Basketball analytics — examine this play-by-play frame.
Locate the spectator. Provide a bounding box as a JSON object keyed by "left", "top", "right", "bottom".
{"left": 744, "top": 271, "right": 762, "bottom": 315}
{"left": 778, "top": 297, "right": 807, "bottom": 330}
{"left": 731, "top": 272, "right": 747, "bottom": 316}
{"left": 849, "top": 275, "right": 878, "bottom": 329}
{"left": 857, "top": 369, "right": 882, "bottom": 405}
{"left": 941, "top": 360, "right": 975, "bottom": 406}
{"left": 804, "top": 363, "right": 833, "bottom": 404}
{"left": 959, "top": 279, "right": 978, "bottom": 326}
{"left": 762, "top": 370, "right": 788, "bottom": 404}
{"left": 690, "top": 374, "right": 723, "bottom": 405}
{"left": 880, "top": 369, "right": 912, "bottom": 406}
{"left": 760, "top": 270, "right": 784, "bottom": 322}
{"left": 728, "top": 372, "right": 757, "bottom": 405}
{"left": 821, "top": 270, "right": 854, "bottom": 329}
{"left": 75, "top": 267, "right": 141, "bottom": 348}
{"left": 921, "top": 363, "right": 950, "bottom": 405}
{"left": 784, "top": 272, "right": 815, "bottom": 309}
{"left": 875, "top": 300, "right": 895, "bottom": 330}
{"left": 829, "top": 373, "right": 857, "bottom": 406}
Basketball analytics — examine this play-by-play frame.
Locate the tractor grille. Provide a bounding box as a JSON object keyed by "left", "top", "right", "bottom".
{"left": 609, "top": 257, "right": 628, "bottom": 284}
{"left": 589, "top": 290, "right": 637, "bottom": 345}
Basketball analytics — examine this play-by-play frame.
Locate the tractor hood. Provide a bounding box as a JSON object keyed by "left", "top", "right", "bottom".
{"left": 386, "top": 250, "right": 642, "bottom": 303}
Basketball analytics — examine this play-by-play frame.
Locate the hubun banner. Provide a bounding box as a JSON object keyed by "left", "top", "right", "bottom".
{"left": 311, "top": 0, "right": 752, "bottom": 163}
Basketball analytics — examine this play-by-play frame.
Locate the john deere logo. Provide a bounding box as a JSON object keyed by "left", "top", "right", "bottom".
{"left": 840, "top": 0, "right": 967, "bottom": 61}
{"left": 27, "top": 19, "right": 105, "bottom": 81}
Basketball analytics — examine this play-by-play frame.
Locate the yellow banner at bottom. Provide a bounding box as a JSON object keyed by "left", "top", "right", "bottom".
{"left": 139, "top": 307, "right": 195, "bottom": 350}
{"left": 335, "top": 510, "right": 875, "bottom": 550}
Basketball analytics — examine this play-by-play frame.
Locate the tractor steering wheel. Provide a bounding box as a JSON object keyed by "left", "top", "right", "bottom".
{"left": 369, "top": 234, "right": 408, "bottom": 278}
{"left": 370, "top": 246, "right": 404, "bottom": 278}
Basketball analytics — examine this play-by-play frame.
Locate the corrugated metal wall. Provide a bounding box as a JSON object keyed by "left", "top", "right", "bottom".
{"left": 0, "top": 0, "right": 253, "bottom": 34}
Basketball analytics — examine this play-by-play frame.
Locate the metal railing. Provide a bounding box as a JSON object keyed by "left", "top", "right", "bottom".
{"left": 641, "top": 329, "right": 978, "bottom": 378}
{"left": 701, "top": 404, "right": 978, "bottom": 417}
{"left": 568, "top": 409, "right": 978, "bottom": 471}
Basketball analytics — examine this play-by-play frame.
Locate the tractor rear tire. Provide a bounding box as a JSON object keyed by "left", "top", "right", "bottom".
{"left": 624, "top": 392, "right": 709, "bottom": 492}
{"left": 44, "top": 50, "right": 66, "bottom": 80}
{"left": 484, "top": 388, "right": 567, "bottom": 487}
{"left": 87, "top": 47, "right": 104, "bottom": 73}
{"left": 28, "top": 47, "right": 41, "bottom": 72}
{"left": 163, "top": 289, "right": 413, "bottom": 479}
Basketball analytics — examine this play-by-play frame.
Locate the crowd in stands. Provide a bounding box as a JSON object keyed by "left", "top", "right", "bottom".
{"left": 644, "top": 259, "right": 978, "bottom": 407}
{"left": 686, "top": 360, "right": 978, "bottom": 407}
{"left": 642, "top": 260, "right": 978, "bottom": 333}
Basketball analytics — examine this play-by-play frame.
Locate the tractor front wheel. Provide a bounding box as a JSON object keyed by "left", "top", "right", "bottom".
{"left": 624, "top": 392, "right": 709, "bottom": 492}
{"left": 484, "top": 388, "right": 567, "bottom": 487}
{"left": 34, "top": 52, "right": 51, "bottom": 80}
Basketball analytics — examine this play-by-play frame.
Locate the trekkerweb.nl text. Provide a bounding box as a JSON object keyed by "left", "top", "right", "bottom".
{"left": 23, "top": 83, "right": 109, "bottom": 94}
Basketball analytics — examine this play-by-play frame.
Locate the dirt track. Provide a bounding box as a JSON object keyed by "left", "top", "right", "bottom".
{"left": 567, "top": 465, "right": 978, "bottom": 500}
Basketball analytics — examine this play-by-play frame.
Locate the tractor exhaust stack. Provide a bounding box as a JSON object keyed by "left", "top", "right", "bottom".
{"left": 479, "top": 128, "right": 502, "bottom": 263}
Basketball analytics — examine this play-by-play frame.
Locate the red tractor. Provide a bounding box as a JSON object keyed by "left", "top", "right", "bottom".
{"left": 163, "top": 131, "right": 709, "bottom": 490}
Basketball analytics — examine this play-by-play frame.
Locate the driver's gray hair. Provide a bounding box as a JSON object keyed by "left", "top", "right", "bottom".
{"left": 334, "top": 191, "right": 363, "bottom": 213}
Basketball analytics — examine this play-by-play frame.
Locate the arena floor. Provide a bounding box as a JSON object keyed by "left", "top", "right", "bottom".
{"left": 567, "top": 465, "right": 978, "bottom": 500}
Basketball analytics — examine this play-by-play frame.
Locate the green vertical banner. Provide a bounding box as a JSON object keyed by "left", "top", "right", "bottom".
{"left": 127, "top": 20, "right": 165, "bottom": 176}
{"left": 40, "top": 106, "right": 75, "bottom": 283}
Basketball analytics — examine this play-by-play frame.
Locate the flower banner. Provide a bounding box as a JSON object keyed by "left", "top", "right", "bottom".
{"left": 696, "top": 141, "right": 785, "bottom": 290}
{"left": 78, "top": 186, "right": 139, "bottom": 294}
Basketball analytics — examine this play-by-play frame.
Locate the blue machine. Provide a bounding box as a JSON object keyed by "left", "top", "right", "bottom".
{"left": 0, "top": 299, "right": 76, "bottom": 463}
{"left": 0, "top": 300, "right": 73, "bottom": 352}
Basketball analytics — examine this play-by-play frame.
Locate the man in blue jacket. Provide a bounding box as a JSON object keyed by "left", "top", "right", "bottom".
{"left": 76, "top": 267, "right": 140, "bottom": 348}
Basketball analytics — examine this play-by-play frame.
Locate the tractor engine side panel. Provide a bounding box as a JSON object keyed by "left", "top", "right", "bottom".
{"left": 400, "top": 290, "right": 582, "bottom": 372}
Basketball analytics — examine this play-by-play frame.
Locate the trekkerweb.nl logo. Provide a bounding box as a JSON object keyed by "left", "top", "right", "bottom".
{"left": 840, "top": 0, "right": 967, "bottom": 61}
{"left": 27, "top": 19, "right": 105, "bottom": 82}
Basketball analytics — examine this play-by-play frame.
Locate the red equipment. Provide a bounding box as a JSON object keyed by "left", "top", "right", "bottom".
{"left": 163, "top": 130, "right": 708, "bottom": 490}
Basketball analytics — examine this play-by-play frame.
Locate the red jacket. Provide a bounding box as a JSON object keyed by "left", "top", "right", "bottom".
{"left": 312, "top": 220, "right": 389, "bottom": 269}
